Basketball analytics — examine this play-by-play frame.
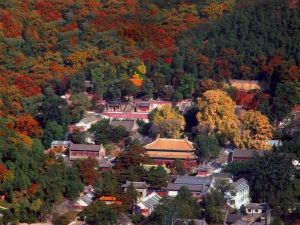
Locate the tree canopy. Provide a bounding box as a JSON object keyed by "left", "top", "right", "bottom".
{"left": 150, "top": 105, "right": 185, "bottom": 138}
{"left": 197, "top": 90, "right": 240, "bottom": 145}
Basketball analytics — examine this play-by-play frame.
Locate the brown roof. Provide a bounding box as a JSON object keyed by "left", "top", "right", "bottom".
{"left": 232, "top": 149, "right": 266, "bottom": 159}
{"left": 69, "top": 144, "right": 102, "bottom": 151}
{"left": 145, "top": 138, "right": 194, "bottom": 151}
{"left": 147, "top": 151, "right": 197, "bottom": 160}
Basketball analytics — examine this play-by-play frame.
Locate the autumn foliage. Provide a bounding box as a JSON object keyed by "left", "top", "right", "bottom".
{"left": 197, "top": 90, "right": 240, "bottom": 145}
{"left": 14, "top": 75, "right": 42, "bottom": 97}
{"left": 15, "top": 114, "right": 42, "bottom": 138}
{"left": 233, "top": 90, "right": 258, "bottom": 110}
{"left": 0, "top": 163, "right": 14, "bottom": 183}
{"left": 239, "top": 110, "right": 273, "bottom": 150}
{"left": 79, "top": 158, "right": 101, "bottom": 185}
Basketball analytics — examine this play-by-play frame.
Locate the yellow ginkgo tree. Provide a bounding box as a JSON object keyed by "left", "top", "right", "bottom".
{"left": 130, "top": 62, "right": 146, "bottom": 88}
{"left": 197, "top": 90, "right": 240, "bottom": 145}
{"left": 151, "top": 105, "right": 185, "bottom": 138}
{"left": 239, "top": 110, "right": 273, "bottom": 150}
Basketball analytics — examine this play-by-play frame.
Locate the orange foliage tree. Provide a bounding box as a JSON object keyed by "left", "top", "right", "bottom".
{"left": 201, "top": 0, "right": 233, "bottom": 19}
{"left": 15, "top": 114, "right": 42, "bottom": 138}
{"left": 14, "top": 75, "right": 42, "bottom": 97}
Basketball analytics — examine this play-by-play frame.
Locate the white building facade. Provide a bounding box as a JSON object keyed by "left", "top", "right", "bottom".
{"left": 226, "top": 178, "right": 250, "bottom": 209}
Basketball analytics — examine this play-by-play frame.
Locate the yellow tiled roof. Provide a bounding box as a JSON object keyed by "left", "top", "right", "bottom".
{"left": 144, "top": 138, "right": 194, "bottom": 151}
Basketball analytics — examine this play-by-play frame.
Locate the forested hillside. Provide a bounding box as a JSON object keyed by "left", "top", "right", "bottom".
{"left": 1, "top": 0, "right": 299, "bottom": 123}
{"left": 0, "top": 0, "right": 300, "bottom": 223}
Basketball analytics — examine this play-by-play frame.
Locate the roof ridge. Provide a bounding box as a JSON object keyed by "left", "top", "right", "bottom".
{"left": 144, "top": 138, "right": 159, "bottom": 147}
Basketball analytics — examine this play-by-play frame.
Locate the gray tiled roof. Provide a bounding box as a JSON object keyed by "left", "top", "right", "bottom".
{"left": 167, "top": 183, "right": 209, "bottom": 193}
{"left": 174, "top": 176, "right": 212, "bottom": 186}
{"left": 110, "top": 120, "right": 135, "bottom": 132}
{"left": 245, "top": 203, "right": 268, "bottom": 210}
{"left": 122, "top": 181, "right": 149, "bottom": 189}
{"left": 51, "top": 140, "right": 71, "bottom": 145}
{"left": 99, "top": 159, "right": 114, "bottom": 168}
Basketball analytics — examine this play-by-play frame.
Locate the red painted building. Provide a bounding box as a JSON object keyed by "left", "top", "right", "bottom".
{"left": 144, "top": 138, "right": 198, "bottom": 169}
{"left": 69, "top": 144, "right": 105, "bottom": 160}
{"left": 135, "top": 102, "right": 151, "bottom": 112}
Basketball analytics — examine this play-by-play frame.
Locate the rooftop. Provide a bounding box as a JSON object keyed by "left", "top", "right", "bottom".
{"left": 139, "top": 192, "right": 161, "bottom": 209}
{"left": 51, "top": 140, "right": 71, "bottom": 146}
{"left": 145, "top": 138, "right": 194, "bottom": 151}
{"left": 110, "top": 120, "right": 136, "bottom": 132}
{"left": 212, "top": 173, "right": 233, "bottom": 179}
{"left": 174, "top": 176, "right": 212, "bottom": 186}
{"left": 79, "top": 194, "right": 93, "bottom": 205}
{"left": 99, "top": 159, "right": 114, "bottom": 168}
{"left": 136, "top": 102, "right": 150, "bottom": 107}
{"left": 245, "top": 203, "right": 269, "bottom": 210}
{"left": 70, "top": 144, "right": 102, "bottom": 151}
{"left": 232, "top": 178, "right": 249, "bottom": 192}
{"left": 76, "top": 115, "right": 100, "bottom": 125}
{"left": 232, "top": 149, "right": 266, "bottom": 159}
{"left": 122, "top": 181, "right": 149, "bottom": 189}
{"left": 167, "top": 183, "right": 209, "bottom": 193}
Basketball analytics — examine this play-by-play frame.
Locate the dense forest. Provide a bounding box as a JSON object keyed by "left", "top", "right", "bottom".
{"left": 1, "top": 0, "right": 299, "bottom": 123}
{"left": 0, "top": 0, "right": 300, "bottom": 223}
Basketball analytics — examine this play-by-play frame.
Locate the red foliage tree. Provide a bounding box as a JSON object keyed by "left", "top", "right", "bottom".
{"left": 14, "top": 75, "right": 42, "bottom": 97}
{"left": 282, "top": 65, "right": 300, "bottom": 83}
{"left": 79, "top": 158, "right": 101, "bottom": 185}
{"left": 234, "top": 90, "right": 258, "bottom": 110}
{"left": 28, "top": 183, "right": 40, "bottom": 195}
{"left": 0, "top": 10, "right": 22, "bottom": 38}
{"left": 0, "top": 163, "right": 13, "bottom": 182}
{"left": 215, "top": 58, "right": 232, "bottom": 79}
{"left": 35, "top": 1, "right": 62, "bottom": 22}
{"left": 140, "top": 49, "right": 157, "bottom": 64}
{"left": 163, "top": 58, "right": 173, "bottom": 64}
{"left": 15, "top": 114, "right": 42, "bottom": 138}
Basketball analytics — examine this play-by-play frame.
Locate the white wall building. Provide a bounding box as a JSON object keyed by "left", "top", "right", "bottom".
{"left": 225, "top": 178, "right": 250, "bottom": 209}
